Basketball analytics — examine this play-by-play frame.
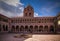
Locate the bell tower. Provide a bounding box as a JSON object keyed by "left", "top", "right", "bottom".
{"left": 23, "top": 5, "right": 34, "bottom": 17}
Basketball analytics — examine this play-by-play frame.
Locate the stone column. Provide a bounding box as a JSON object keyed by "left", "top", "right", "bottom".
{"left": 15, "top": 26, "right": 16, "bottom": 32}
{"left": 37, "top": 26, "right": 39, "bottom": 33}
{"left": 43, "top": 25, "right": 44, "bottom": 32}
{"left": 5, "top": 25, "right": 6, "bottom": 32}
{"left": 1, "top": 24, "right": 3, "bottom": 32}
{"left": 33, "top": 26, "right": 34, "bottom": 33}
{"left": 32, "top": 26, "right": 33, "bottom": 33}
{"left": 38, "top": 26, "right": 39, "bottom": 33}
{"left": 23, "top": 26, "right": 26, "bottom": 33}
{"left": 54, "top": 25, "right": 56, "bottom": 33}
{"left": 0, "top": 25, "right": 2, "bottom": 32}
{"left": 48, "top": 25, "right": 50, "bottom": 33}
{"left": 18, "top": 27, "right": 19, "bottom": 32}
{"left": 19, "top": 26, "right": 20, "bottom": 32}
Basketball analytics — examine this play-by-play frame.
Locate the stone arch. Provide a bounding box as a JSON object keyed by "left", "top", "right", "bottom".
{"left": 39, "top": 26, "right": 43, "bottom": 32}
{"left": 25, "top": 25, "right": 28, "bottom": 32}
{"left": 57, "top": 25, "right": 60, "bottom": 32}
{"left": 44, "top": 25, "right": 48, "bottom": 32}
{"left": 3, "top": 25, "right": 5, "bottom": 31}
{"left": 50, "top": 25, "right": 54, "bottom": 32}
{"left": 16, "top": 25, "right": 19, "bottom": 32}
{"left": 5, "top": 25, "right": 8, "bottom": 31}
{"left": 29, "top": 25, "right": 33, "bottom": 33}
{"left": 20, "top": 25, "right": 24, "bottom": 31}
{"left": 11, "top": 25, "right": 15, "bottom": 32}
{"left": 34, "top": 25, "right": 38, "bottom": 32}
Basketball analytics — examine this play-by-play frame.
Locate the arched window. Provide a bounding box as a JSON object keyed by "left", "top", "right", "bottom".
{"left": 25, "top": 13, "right": 27, "bottom": 16}
{"left": 29, "top": 13, "right": 31, "bottom": 16}
{"left": 29, "top": 26, "right": 33, "bottom": 30}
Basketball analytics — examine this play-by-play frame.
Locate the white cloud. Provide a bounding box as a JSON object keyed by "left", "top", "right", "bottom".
{"left": 0, "top": 0, "right": 24, "bottom": 17}
{"left": 0, "top": 7, "right": 24, "bottom": 17}
{"left": 0, "top": 0, "right": 21, "bottom": 6}
{"left": 0, "top": 0, "right": 39, "bottom": 17}
{"left": 34, "top": 12, "right": 39, "bottom": 17}
{"left": 17, "top": 13, "right": 23, "bottom": 17}
{"left": 0, "top": 8, "right": 17, "bottom": 17}
{"left": 19, "top": 7, "right": 24, "bottom": 11}
{"left": 18, "top": 2, "right": 24, "bottom": 6}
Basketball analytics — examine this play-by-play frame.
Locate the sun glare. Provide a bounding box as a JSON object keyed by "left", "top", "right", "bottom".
{"left": 58, "top": 20, "right": 60, "bottom": 25}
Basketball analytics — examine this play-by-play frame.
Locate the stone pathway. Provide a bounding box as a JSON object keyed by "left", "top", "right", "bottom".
{"left": 25, "top": 35, "right": 60, "bottom": 41}
{"left": 0, "top": 33, "right": 60, "bottom": 41}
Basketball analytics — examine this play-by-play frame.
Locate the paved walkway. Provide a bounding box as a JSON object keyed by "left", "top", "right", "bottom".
{"left": 0, "top": 33, "right": 60, "bottom": 41}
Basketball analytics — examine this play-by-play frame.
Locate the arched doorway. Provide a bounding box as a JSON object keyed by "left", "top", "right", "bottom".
{"left": 11, "top": 25, "right": 15, "bottom": 32}
{"left": 39, "top": 26, "right": 43, "bottom": 32}
{"left": 44, "top": 26, "right": 48, "bottom": 32}
{"left": 16, "top": 25, "right": 19, "bottom": 32}
{"left": 50, "top": 25, "right": 54, "bottom": 32}
{"left": 20, "top": 26, "right": 24, "bottom": 32}
{"left": 25, "top": 26, "right": 28, "bottom": 32}
{"left": 29, "top": 25, "right": 33, "bottom": 33}
{"left": 34, "top": 25, "right": 38, "bottom": 32}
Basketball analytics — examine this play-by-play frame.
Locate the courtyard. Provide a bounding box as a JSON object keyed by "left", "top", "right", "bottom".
{"left": 0, "top": 33, "right": 60, "bottom": 41}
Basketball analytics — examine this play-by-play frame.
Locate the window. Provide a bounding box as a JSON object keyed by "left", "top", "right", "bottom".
{"left": 39, "top": 21, "right": 41, "bottom": 23}
{"left": 11, "top": 20, "right": 13, "bottom": 23}
{"left": 29, "top": 13, "right": 31, "bottom": 16}
{"left": 3, "top": 19, "right": 8, "bottom": 22}
{"left": 25, "top": 13, "right": 27, "bottom": 16}
{"left": 28, "top": 8, "right": 30, "bottom": 11}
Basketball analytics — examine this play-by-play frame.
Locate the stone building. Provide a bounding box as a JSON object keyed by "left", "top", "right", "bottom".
{"left": 0, "top": 5, "right": 60, "bottom": 34}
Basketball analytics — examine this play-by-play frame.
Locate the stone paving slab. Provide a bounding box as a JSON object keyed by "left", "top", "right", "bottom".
{"left": 0, "top": 33, "right": 60, "bottom": 41}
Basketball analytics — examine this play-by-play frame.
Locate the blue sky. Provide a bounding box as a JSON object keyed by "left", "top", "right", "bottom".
{"left": 20, "top": 0, "right": 60, "bottom": 16}
{"left": 0, "top": 0, "right": 60, "bottom": 17}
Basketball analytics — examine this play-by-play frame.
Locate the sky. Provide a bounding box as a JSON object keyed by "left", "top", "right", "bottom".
{"left": 0, "top": 0, "right": 60, "bottom": 17}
